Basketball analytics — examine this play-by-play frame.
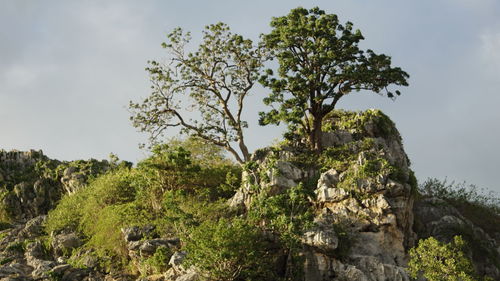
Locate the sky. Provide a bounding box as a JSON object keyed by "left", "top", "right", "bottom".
{"left": 1, "top": 0, "right": 500, "bottom": 192}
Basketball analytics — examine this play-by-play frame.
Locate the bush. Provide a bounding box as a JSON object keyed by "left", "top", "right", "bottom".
{"left": 45, "top": 138, "right": 243, "bottom": 273}
{"left": 248, "top": 183, "right": 314, "bottom": 280}
{"left": 419, "top": 178, "right": 500, "bottom": 235}
{"left": 184, "top": 218, "right": 276, "bottom": 281}
{"left": 407, "top": 236, "right": 477, "bottom": 281}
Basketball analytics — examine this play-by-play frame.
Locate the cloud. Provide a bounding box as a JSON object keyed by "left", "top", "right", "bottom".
{"left": 480, "top": 30, "right": 500, "bottom": 68}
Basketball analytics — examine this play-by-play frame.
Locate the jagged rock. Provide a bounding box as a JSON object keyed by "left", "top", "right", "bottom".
{"left": 165, "top": 266, "right": 199, "bottom": 281}
{"left": 231, "top": 110, "right": 416, "bottom": 280}
{"left": 303, "top": 215, "right": 339, "bottom": 252}
{"left": 18, "top": 216, "right": 46, "bottom": 238}
{"left": 414, "top": 197, "right": 500, "bottom": 279}
{"left": 138, "top": 239, "right": 171, "bottom": 257}
{"left": 321, "top": 130, "right": 353, "bottom": 147}
{"left": 25, "top": 241, "right": 55, "bottom": 279}
{"left": 122, "top": 226, "right": 143, "bottom": 242}
{"left": 50, "top": 263, "right": 72, "bottom": 275}
{"left": 121, "top": 225, "right": 155, "bottom": 242}
{"left": 169, "top": 251, "right": 187, "bottom": 269}
{"left": 61, "top": 167, "right": 86, "bottom": 194}
{"left": 316, "top": 169, "right": 349, "bottom": 202}
{"left": 52, "top": 232, "right": 82, "bottom": 257}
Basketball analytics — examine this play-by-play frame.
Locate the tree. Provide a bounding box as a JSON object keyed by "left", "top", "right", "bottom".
{"left": 130, "top": 23, "right": 265, "bottom": 164}
{"left": 407, "top": 236, "right": 477, "bottom": 281}
{"left": 259, "top": 7, "right": 409, "bottom": 151}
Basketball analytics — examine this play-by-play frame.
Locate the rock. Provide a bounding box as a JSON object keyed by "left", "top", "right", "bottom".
{"left": 18, "top": 216, "right": 46, "bottom": 238}
{"left": 315, "top": 169, "right": 349, "bottom": 202}
{"left": 303, "top": 214, "right": 339, "bottom": 252}
{"left": 267, "top": 161, "right": 303, "bottom": 194}
{"left": 413, "top": 197, "right": 500, "bottom": 279}
{"left": 52, "top": 232, "right": 82, "bottom": 257}
{"left": 321, "top": 130, "right": 353, "bottom": 147}
{"left": 61, "top": 167, "right": 86, "bottom": 194}
{"left": 121, "top": 226, "right": 142, "bottom": 242}
{"left": 50, "top": 263, "right": 72, "bottom": 275}
{"left": 121, "top": 225, "right": 156, "bottom": 242}
{"left": 169, "top": 251, "right": 187, "bottom": 269}
{"left": 139, "top": 239, "right": 171, "bottom": 257}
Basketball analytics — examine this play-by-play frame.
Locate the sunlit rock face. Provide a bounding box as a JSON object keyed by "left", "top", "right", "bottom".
{"left": 231, "top": 110, "right": 418, "bottom": 281}
{"left": 0, "top": 149, "right": 110, "bottom": 222}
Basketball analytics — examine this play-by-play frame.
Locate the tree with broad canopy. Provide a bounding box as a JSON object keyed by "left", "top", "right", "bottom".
{"left": 259, "top": 7, "right": 409, "bottom": 151}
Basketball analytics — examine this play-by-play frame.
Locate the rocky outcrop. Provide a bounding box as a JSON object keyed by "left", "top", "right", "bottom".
{"left": 1, "top": 110, "right": 499, "bottom": 280}
{"left": 414, "top": 197, "right": 500, "bottom": 279}
{"left": 0, "top": 150, "right": 111, "bottom": 222}
{"left": 231, "top": 110, "right": 417, "bottom": 281}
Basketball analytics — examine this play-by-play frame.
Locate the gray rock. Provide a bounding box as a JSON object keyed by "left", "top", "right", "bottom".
{"left": 316, "top": 169, "right": 349, "bottom": 202}
{"left": 52, "top": 232, "right": 82, "bottom": 257}
{"left": 169, "top": 251, "right": 187, "bottom": 269}
{"left": 18, "top": 216, "right": 46, "bottom": 238}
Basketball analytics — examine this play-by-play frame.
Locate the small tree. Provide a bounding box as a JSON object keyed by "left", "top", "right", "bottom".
{"left": 130, "top": 23, "right": 265, "bottom": 164}
{"left": 407, "top": 236, "right": 477, "bottom": 281}
{"left": 259, "top": 7, "right": 409, "bottom": 151}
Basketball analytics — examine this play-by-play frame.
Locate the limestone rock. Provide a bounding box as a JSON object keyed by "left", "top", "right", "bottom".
{"left": 52, "top": 232, "right": 82, "bottom": 257}
{"left": 316, "top": 169, "right": 349, "bottom": 202}
{"left": 18, "top": 216, "right": 46, "bottom": 238}
{"left": 302, "top": 215, "right": 339, "bottom": 252}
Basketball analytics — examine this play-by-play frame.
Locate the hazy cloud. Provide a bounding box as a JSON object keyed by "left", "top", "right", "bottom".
{"left": 1, "top": 0, "right": 500, "bottom": 192}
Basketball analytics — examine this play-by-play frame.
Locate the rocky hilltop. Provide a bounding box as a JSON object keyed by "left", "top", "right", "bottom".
{"left": 0, "top": 110, "right": 498, "bottom": 281}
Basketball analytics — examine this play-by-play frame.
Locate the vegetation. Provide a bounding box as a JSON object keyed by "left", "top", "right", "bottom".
{"left": 130, "top": 23, "right": 266, "bottom": 164}
{"left": 259, "top": 7, "right": 409, "bottom": 151}
{"left": 248, "top": 183, "right": 315, "bottom": 280}
{"left": 44, "top": 138, "right": 243, "bottom": 273}
{"left": 418, "top": 178, "right": 500, "bottom": 236}
{"left": 3, "top": 6, "right": 499, "bottom": 281}
{"left": 408, "top": 236, "right": 477, "bottom": 281}
{"left": 184, "top": 218, "right": 276, "bottom": 281}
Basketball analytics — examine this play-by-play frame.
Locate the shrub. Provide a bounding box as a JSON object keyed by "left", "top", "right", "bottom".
{"left": 418, "top": 178, "right": 500, "bottom": 235}
{"left": 248, "top": 183, "right": 314, "bottom": 280}
{"left": 141, "top": 246, "right": 172, "bottom": 275}
{"left": 184, "top": 218, "right": 276, "bottom": 281}
{"left": 407, "top": 236, "right": 477, "bottom": 281}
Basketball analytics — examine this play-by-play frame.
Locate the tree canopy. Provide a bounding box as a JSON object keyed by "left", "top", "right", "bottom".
{"left": 259, "top": 7, "right": 409, "bottom": 150}
{"left": 408, "top": 236, "right": 478, "bottom": 281}
{"left": 130, "top": 23, "right": 265, "bottom": 164}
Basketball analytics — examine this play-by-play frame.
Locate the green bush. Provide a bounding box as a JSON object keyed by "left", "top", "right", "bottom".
{"left": 44, "top": 138, "right": 242, "bottom": 273}
{"left": 248, "top": 183, "right": 314, "bottom": 280}
{"left": 407, "top": 236, "right": 477, "bottom": 281}
{"left": 141, "top": 246, "right": 172, "bottom": 275}
{"left": 184, "top": 218, "right": 276, "bottom": 281}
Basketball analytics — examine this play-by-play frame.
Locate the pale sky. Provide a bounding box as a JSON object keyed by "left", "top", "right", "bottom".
{"left": 1, "top": 0, "right": 500, "bottom": 192}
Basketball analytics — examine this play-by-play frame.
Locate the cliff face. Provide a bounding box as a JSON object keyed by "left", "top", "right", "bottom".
{"left": 231, "top": 110, "right": 417, "bottom": 281}
{"left": 0, "top": 110, "right": 499, "bottom": 281}
{"left": 229, "top": 109, "right": 500, "bottom": 281}
{"left": 0, "top": 150, "right": 110, "bottom": 222}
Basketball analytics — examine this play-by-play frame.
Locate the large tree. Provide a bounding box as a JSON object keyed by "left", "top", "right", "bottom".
{"left": 130, "top": 23, "right": 265, "bottom": 164}
{"left": 259, "top": 7, "right": 409, "bottom": 151}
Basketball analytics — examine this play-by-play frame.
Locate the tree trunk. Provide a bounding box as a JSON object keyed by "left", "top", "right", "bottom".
{"left": 238, "top": 139, "right": 250, "bottom": 162}
{"left": 311, "top": 115, "right": 323, "bottom": 152}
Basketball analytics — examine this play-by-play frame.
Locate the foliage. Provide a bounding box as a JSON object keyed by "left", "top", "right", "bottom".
{"left": 44, "top": 138, "right": 241, "bottom": 273}
{"left": 130, "top": 22, "right": 266, "bottom": 163}
{"left": 407, "top": 236, "right": 477, "bottom": 281}
{"left": 141, "top": 246, "right": 172, "bottom": 275}
{"left": 5, "top": 241, "right": 26, "bottom": 253}
{"left": 259, "top": 7, "right": 409, "bottom": 150}
{"left": 184, "top": 217, "right": 276, "bottom": 281}
{"left": 248, "top": 183, "right": 314, "bottom": 280}
{"left": 418, "top": 178, "right": 500, "bottom": 235}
